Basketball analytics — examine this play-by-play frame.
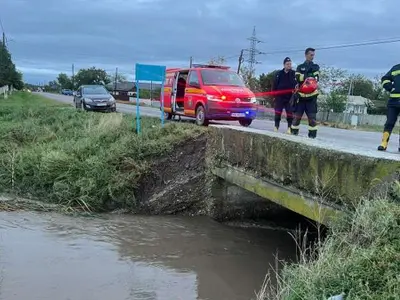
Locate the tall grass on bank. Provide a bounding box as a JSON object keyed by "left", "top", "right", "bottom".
{"left": 0, "top": 92, "right": 205, "bottom": 211}
{"left": 258, "top": 197, "right": 400, "bottom": 300}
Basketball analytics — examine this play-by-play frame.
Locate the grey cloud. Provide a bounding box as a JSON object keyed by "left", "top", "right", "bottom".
{"left": 3, "top": 0, "right": 399, "bottom": 83}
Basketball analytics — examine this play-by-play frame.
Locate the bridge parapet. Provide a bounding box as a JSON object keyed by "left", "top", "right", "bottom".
{"left": 207, "top": 125, "right": 400, "bottom": 225}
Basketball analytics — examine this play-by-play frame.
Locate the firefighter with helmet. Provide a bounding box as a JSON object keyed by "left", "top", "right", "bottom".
{"left": 378, "top": 63, "right": 400, "bottom": 151}
{"left": 291, "top": 47, "right": 320, "bottom": 138}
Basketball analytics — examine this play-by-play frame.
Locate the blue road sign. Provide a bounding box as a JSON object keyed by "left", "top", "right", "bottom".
{"left": 134, "top": 63, "right": 166, "bottom": 133}
{"left": 135, "top": 64, "right": 166, "bottom": 82}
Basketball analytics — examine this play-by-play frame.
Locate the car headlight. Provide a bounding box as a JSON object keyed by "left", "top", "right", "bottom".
{"left": 84, "top": 98, "right": 93, "bottom": 103}
{"left": 207, "top": 94, "right": 227, "bottom": 101}
{"left": 108, "top": 96, "right": 115, "bottom": 103}
{"left": 250, "top": 97, "right": 257, "bottom": 103}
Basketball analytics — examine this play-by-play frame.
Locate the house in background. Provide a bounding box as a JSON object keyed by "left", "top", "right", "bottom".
{"left": 318, "top": 94, "right": 372, "bottom": 115}
{"left": 344, "top": 95, "right": 371, "bottom": 115}
{"left": 106, "top": 81, "right": 162, "bottom": 101}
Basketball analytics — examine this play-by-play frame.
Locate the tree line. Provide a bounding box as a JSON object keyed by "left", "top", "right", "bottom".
{"left": 0, "top": 40, "right": 24, "bottom": 90}
{"left": 50, "top": 67, "right": 126, "bottom": 91}
{"left": 208, "top": 56, "right": 389, "bottom": 115}
{"left": 27, "top": 67, "right": 159, "bottom": 100}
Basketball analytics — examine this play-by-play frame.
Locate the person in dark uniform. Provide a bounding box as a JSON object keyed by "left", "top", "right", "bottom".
{"left": 272, "top": 57, "right": 297, "bottom": 134}
{"left": 378, "top": 63, "right": 400, "bottom": 151}
{"left": 291, "top": 47, "right": 320, "bottom": 138}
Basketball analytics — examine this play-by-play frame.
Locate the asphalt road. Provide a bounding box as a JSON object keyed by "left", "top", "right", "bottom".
{"left": 38, "top": 92, "right": 400, "bottom": 156}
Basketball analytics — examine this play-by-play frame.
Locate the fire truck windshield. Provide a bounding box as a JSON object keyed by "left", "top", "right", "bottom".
{"left": 200, "top": 69, "right": 246, "bottom": 87}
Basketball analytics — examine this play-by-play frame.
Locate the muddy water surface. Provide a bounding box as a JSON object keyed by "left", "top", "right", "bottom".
{"left": 0, "top": 211, "right": 296, "bottom": 300}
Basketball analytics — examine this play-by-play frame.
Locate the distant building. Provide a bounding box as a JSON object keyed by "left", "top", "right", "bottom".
{"left": 318, "top": 94, "right": 372, "bottom": 115}
{"left": 344, "top": 95, "right": 371, "bottom": 115}
{"left": 106, "top": 81, "right": 162, "bottom": 101}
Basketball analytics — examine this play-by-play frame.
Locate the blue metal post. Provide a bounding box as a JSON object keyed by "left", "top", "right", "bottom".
{"left": 136, "top": 79, "right": 140, "bottom": 134}
{"left": 160, "top": 82, "right": 165, "bottom": 127}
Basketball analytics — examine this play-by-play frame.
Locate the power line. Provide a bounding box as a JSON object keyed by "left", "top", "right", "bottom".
{"left": 262, "top": 37, "right": 400, "bottom": 55}
{"left": 223, "top": 37, "right": 400, "bottom": 61}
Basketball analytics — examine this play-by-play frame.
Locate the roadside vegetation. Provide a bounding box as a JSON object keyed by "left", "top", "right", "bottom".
{"left": 257, "top": 196, "right": 400, "bottom": 300}
{"left": 320, "top": 121, "right": 383, "bottom": 133}
{"left": 0, "top": 92, "right": 204, "bottom": 212}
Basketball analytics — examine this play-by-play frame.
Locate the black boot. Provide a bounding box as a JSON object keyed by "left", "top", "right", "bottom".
{"left": 291, "top": 127, "right": 299, "bottom": 136}
{"left": 308, "top": 130, "right": 317, "bottom": 139}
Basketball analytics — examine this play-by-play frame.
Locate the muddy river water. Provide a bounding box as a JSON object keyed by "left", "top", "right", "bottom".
{"left": 0, "top": 211, "right": 297, "bottom": 300}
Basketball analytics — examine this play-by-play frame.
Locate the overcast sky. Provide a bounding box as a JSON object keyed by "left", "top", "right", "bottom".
{"left": 2, "top": 0, "right": 400, "bottom": 84}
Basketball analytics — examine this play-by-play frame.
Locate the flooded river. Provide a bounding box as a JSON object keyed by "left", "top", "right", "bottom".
{"left": 0, "top": 211, "right": 297, "bottom": 300}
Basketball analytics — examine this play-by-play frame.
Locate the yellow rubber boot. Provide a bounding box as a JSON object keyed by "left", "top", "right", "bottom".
{"left": 274, "top": 127, "right": 279, "bottom": 132}
{"left": 286, "top": 127, "right": 291, "bottom": 134}
{"left": 377, "top": 131, "right": 390, "bottom": 151}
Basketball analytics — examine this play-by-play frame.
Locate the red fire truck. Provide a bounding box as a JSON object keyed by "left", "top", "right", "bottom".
{"left": 162, "top": 64, "right": 257, "bottom": 126}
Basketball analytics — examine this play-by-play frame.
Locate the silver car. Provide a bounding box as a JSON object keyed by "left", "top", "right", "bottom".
{"left": 74, "top": 85, "right": 116, "bottom": 112}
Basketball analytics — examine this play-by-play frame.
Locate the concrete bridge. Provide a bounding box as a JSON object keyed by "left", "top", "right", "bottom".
{"left": 207, "top": 125, "right": 400, "bottom": 226}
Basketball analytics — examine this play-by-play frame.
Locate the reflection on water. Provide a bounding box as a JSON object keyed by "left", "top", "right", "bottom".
{"left": 0, "top": 211, "right": 296, "bottom": 300}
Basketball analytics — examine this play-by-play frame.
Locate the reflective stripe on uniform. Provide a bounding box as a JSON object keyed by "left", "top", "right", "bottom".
{"left": 313, "top": 71, "right": 320, "bottom": 76}
{"left": 296, "top": 72, "right": 304, "bottom": 82}
{"left": 391, "top": 70, "right": 400, "bottom": 76}
{"left": 291, "top": 125, "right": 300, "bottom": 129}
{"left": 308, "top": 126, "right": 318, "bottom": 131}
{"left": 390, "top": 93, "right": 400, "bottom": 98}
{"left": 298, "top": 90, "right": 319, "bottom": 97}
{"left": 382, "top": 79, "right": 391, "bottom": 86}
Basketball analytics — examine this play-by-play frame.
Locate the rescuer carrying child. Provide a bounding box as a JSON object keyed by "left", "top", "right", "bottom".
{"left": 291, "top": 47, "right": 320, "bottom": 138}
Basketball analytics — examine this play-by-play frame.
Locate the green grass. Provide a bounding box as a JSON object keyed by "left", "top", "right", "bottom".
{"left": 0, "top": 92, "right": 205, "bottom": 212}
{"left": 259, "top": 197, "right": 400, "bottom": 300}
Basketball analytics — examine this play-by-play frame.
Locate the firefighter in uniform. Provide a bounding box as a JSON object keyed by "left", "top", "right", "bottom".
{"left": 272, "top": 57, "right": 297, "bottom": 134}
{"left": 291, "top": 47, "right": 320, "bottom": 138}
{"left": 378, "top": 63, "right": 400, "bottom": 151}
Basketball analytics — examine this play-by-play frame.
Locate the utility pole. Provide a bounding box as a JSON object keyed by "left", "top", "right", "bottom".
{"left": 71, "top": 63, "right": 75, "bottom": 90}
{"left": 237, "top": 49, "right": 244, "bottom": 74}
{"left": 0, "top": 33, "right": 5, "bottom": 74}
{"left": 189, "top": 56, "right": 193, "bottom": 68}
{"left": 150, "top": 81, "right": 153, "bottom": 101}
{"left": 346, "top": 78, "right": 353, "bottom": 112}
{"left": 114, "top": 67, "right": 118, "bottom": 91}
{"left": 245, "top": 26, "right": 265, "bottom": 78}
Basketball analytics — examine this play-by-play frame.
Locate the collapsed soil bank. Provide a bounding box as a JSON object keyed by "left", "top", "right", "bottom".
{"left": 135, "top": 134, "right": 209, "bottom": 215}
{"left": 133, "top": 132, "right": 310, "bottom": 225}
